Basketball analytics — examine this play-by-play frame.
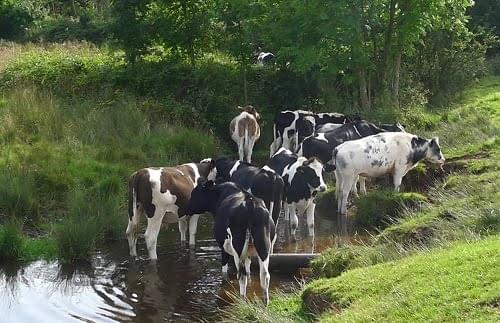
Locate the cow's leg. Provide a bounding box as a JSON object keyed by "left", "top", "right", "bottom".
{"left": 178, "top": 216, "right": 188, "bottom": 243}
{"left": 188, "top": 214, "right": 200, "bottom": 246}
{"left": 360, "top": 176, "right": 367, "bottom": 195}
{"left": 238, "top": 138, "right": 245, "bottom": 161}
{"left": 245, "top": 256, "right": 251, "bottom": 276}
{"left": 393, "top": 170, "right": 404, "bottom": 192}
{"left": 289, "top": 204, "right": 298, "bottom": 241}
{"left": 126, "top": 207, "right": 141, "bottom": 257}
{"left": 144, "top": 207, "right": 166, "bottom": 260}
{"left": 335, "top": 170, "right": 342, "bottom": 214}
{"left": 221, "top": 251, "right": 230, "bottom": 278}
{"left": 258, "top": 256, "right": 270, "bottom": 305}
{"left": 306, "top": 202, "right": 316, "bottom": 237}
{"left": 350, "top": 178, "right": 359, "bottom": 198}
{"left": 223, "top": 227, "right": 248, "bottom": 298}
{"left": 246, "top": 138, "right": 255, "bottom": 163}
{"left": 339, "top": 173, "right": 355, "bottom": 236}
{"left": 251, "top": 221, "right": 272, "bottom": 305}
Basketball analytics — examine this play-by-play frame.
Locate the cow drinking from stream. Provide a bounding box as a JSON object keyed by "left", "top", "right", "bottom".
{"left": 333, "top": 133, "right": 445, "bottom": 234}
{"left": 127, "top": 159, "right": 216, "bottom": 260}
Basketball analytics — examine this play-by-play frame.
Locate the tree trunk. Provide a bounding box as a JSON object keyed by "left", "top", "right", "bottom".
{"left": 243, "top": 65, "right": 248, "bottom": 104}
{"left": 382, "top": 0, "right": 397, "bottom": 85}
{"left": 358, "top": 68, "right": 370, "bottom": 110}
{"left": 392, "top": 51, "right": 401, "bottom": 107}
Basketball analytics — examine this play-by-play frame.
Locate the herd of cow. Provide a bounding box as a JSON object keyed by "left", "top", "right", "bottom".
{"left": 126, "top": 106, "right": 445, "bottom": 304}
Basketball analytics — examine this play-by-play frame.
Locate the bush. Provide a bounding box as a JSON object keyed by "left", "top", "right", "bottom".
{"left": 28, "top": 14, "right": 108, "bottom": 44}
{"left": 354, "top": 191, "right": 428, "bottom": 229}
{"left": 0, "top": 1, "right": 32, "bottom": 41}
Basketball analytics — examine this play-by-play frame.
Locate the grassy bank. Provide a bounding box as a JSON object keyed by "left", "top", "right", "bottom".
{"left": 224, "top": 77, "right": 500, "bottom": 321}
{"left": 0, "top": 43, "right": 220, "bottom": 262}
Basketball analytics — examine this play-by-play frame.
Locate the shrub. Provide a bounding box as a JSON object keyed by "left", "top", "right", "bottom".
{"left": 0, "top": 1, "right": 32, "bottom": 40}
{"left": 354, "top": 191, "right": 428, "bottom": 229}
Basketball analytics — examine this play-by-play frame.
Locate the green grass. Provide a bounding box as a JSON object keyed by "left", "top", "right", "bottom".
{"left": 302, "top": 237, "right": 500, "bottom": 322}
{"left": 0, "top": 83, "right": 218, "bottom": 262}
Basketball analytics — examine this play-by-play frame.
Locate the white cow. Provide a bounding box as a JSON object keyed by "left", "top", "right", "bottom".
{"left": 333, "top": 132, "right": 445, "bottom": 228}
{"left": 230, "top": 105, "right": 261, "bottom": 163}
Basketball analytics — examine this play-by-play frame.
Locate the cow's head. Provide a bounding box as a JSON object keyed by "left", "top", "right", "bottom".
{"left": 214, "top": 157, "right": 235, "bottom": 182}
{"left": 185, "top": 178, "right": 217, "bottom": 215}
{"left": 198, "top": 158, "right": 217, "bottom": 181}
{"left": 297, "top": 157, "right": 327, "bottom": 195}
{"left": 426, "top": 137, "right": 445, "bottom": 164}
{"left": 238, "top": 105, "right": 260, "bottom": 120}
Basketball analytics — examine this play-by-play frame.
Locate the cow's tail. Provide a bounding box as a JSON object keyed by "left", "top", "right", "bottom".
{"left": 270, "top": 174, "right": 284, "bottom": 226}
{"left": 243, "top": 125, "right": 249, "bottom": 161}
{"left": 128, "top": 172, "right": 139, "bottom": 221}
{"left": 330, "top": 148, "right": 338, "bottom": 171}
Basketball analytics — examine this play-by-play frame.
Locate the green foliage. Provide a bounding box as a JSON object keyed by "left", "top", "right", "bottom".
{"left": 0, "top": 219, "right": 24, "bottom": 260}
{"left": 354, "top": 191, "right": 428, "bottom": 229}
{"left": 0, "top": 1, "right": 32, "bottom": 40}
{"left": 29, "top": 15, "right": 108, "bottom": 44}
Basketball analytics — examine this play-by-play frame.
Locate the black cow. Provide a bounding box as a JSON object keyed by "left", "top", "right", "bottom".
{"left": 215, "top": 157, "right": 284, "bottom": 229}
{"left": 266, "top": 148, "right": 327, "bottom": 240}
{"left": 269, "top": 110, "right": 352, "bottom": 156}
{"left": 185, "top": 179, "right": 274, "bottom": 304}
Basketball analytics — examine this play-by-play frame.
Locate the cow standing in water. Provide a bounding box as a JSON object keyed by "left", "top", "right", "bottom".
{"left": 127, "top": 159, "right": 217, "bottom": 260}
{"left": 333, "top": 133, "right": 445, "bottom": 234}
{"left": 230, "top": 105, "right": 261, "bottom": 163}
{"left": 185, "top": 179, "right": 274, "bottom": 305}
{"left": 266, "top": 148, "right": 327, "bottom": 240}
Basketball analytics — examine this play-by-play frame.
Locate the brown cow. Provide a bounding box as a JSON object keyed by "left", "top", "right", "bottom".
{"left": 230, "top": 105, "right": 261, "bottom": 163}
{"left": 126, "top": 158, "right": 216, "bottom": 260}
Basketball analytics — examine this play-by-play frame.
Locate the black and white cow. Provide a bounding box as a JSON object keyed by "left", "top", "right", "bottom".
{"left": 298, "top": 120, "right": 405, "bottom": 172}
{"left": 269, "top": 110, "right": 351, "bottom": 156}
{"left": 266, "top": 148, "right": 327, "bottom": 240}
{"left": 127, "top": 159, "right": 217, "bottom": 260}
{"left": 333, "top": 133, "right": 445, "bottom": 232}
{"left": 257, "top": 52, "right": 275, "bottom": 66}
{"left": 215, "top": 157, "right": 284, "bottom": 229}
{"left": 185, "top": 179, "right": 274, "bottom": 304}
{"left": 316, "top": 121, "right": 404, "bottom": 134}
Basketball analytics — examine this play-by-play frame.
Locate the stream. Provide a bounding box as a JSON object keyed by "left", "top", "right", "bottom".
{"left": 0, "top": 211, "right": 358, "bottom": 322}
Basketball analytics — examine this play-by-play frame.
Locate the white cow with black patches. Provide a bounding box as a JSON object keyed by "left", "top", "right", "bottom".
{"left": 267, "top": 148, "right": 327, "bottom": 240}
{"left": 333, "top": 132, "right": 445, "bottom": 232}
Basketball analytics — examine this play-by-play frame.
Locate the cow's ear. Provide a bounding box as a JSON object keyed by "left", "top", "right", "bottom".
{"left": 237, "top": 105, "right": 244, "bottom": 111}
{"left": 431, "top": 137, "right": 440, "bottom": 146}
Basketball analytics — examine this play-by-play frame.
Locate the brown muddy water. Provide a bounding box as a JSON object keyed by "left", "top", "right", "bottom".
{"left": 0, "top": 212, "right": 359, "bottom": 322}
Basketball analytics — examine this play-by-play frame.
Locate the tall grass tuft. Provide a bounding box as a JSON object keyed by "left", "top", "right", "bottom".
{"left": 0, "top": 169, "right": 40, "bottom": 223}
{"left": 54, "top": 189, "right": 124, "bottom": 262}
{"left": 0, "top": 219, "right": 25, "bottom": 260}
